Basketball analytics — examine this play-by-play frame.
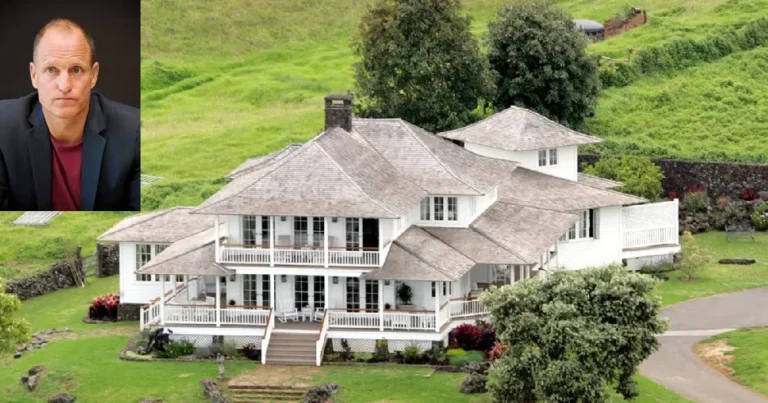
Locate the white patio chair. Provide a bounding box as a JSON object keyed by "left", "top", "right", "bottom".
{"left": 314, "top": 307, "right": 325, "bottom": 321}
{"left": 278, "top": 298, "right": 299, "bottom": 323}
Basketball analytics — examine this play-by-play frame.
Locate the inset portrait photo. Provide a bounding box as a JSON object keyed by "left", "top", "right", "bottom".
{"left": 0, "top": 0, "right": 140, "bottom": 211}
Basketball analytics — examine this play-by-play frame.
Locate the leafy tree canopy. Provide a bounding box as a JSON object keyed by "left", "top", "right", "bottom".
{"left": 0, "top": 279, "right": 30, "bottom": 353}
{"left": 583, "top": 156, "right": 664, "bottom": 201}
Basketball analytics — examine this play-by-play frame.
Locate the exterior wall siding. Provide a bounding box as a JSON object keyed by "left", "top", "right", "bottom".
{"left": 119, "top": 242, "right": 175, "bottom": 304}
{"left": 556, "top": 206, "right": 622, "bottom": 270}
{"left": 464, "top": 142, "right": 578, "bottom": 181}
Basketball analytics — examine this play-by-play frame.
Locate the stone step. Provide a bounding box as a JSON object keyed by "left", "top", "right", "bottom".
{"left": 230, "top": 391, "right": 306, "bottom": 398}
{"left": 265, "top": 356, "right": 317, "bottom": 366}
{"left": 267, "top": 343, "right": 316, "bottom": 351}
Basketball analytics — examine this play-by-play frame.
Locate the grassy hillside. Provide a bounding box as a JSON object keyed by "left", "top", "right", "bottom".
{"left": 1, "top": 0, "right": 766, "bottom": 276}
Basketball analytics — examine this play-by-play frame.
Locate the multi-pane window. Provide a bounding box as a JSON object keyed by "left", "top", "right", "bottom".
{"left": 365, "top": 280, "right": 378, "bottom": 310}
{"left": 538, "top": 150, "right": 547, "bottom": 167}
{"left": 434, "top": 197, "right": 444, "bottom": 220}
{"left": 243, "top": 215, "right": 257, "bottom": 245}
{"left": 563, "top": 209, "right": 596, "bottom": 241}
{"left": 580, "top": 210, "right": 590, "bottom": 238}
{"left": 346, "top": 278, "right": 360, "bottom": 311}
{"left": 549, "top": 148, "right": 558, "bottom": 165}
{"left": 313, "top": 217, "right": 325, "bottom": 247}
{"left": 262, "top": 275, "right": 271, "bottom": 307}
{"left": 154, "top": 244, "right": 171, "bottom": 282}
{"left": 420, "top": 198, "right": 431, "bottom": 220}
{"left": 135, "top": 244, "right": 152, "bottom": 281}
{"left": 447, "top": 197, "right": 457, "bottom": 221}
{"left": 294, "top": 216, "right": 308, "bottom": 246}
{"left": 261, "top": 216, "right": 270, "bottom": 246}
{"left": 538, "top": 149, "right": 558, "bottom": 167}
{"left": 243, "top": 274, "right": 258, "bottom": 306}
{"left": 346, "top": 218, "right": 360, "bottom": 250}
{"left": 443, "top": 282, "right": 447, "bottom": 296}
{"left": 314, "top": 276, "right": 325, "bottom": 309}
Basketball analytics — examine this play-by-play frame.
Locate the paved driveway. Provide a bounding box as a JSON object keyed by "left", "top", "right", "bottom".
{"left": 639, "top": 287, "right": 768, "bottom": 402}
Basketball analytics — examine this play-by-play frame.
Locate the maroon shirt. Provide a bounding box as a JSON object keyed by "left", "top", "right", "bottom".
{"left": 50, "top": 136, "right": 83, "bottom": 211}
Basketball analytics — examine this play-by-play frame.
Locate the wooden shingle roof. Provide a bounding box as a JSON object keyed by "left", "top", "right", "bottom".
{"left": 98, "top": 207, "right": 214, "bottom": 244}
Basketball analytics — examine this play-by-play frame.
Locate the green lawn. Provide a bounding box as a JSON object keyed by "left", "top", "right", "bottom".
{"left": 655, "top": 232, "right": 768, "bottom": 306}
{"left": 703, "top": 328, "right": 768, "bottom": 396}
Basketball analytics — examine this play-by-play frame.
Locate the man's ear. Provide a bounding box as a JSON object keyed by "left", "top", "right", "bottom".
{"left": 29, "top": 62, "right": 38, "bottom": 89}
{"left": 90, "top": 62, "right": 99, "bottom": 89}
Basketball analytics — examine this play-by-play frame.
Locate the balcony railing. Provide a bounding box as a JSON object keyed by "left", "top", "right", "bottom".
{"left": 219, "top": 243, "right": 380, "bottom": 267}
{"left": 325, "top": 299, "right": 488, "bottom": 332}
{"left": 622, "top": 199, "right": 680, "bottom": 250}
{"left": 163, "top": 305, "right": 270, "bottom": 326}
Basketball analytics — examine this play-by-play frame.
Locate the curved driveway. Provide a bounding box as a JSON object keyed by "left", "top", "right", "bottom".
{"left": 639, "top": 287, "right": 768, "bottom": 402}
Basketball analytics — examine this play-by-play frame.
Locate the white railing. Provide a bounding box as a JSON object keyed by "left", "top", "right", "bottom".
{"left": 383, "top": 311, "right": 435, "bottom": 331}
{"left": 164, "top": 305, "right": 217, "bottom": 324}
{"left": 329, "top": 250, "right": 379, "bottom": 266}
{"left": 437, "top": 302, "right": 450, "bottom": 331}
{"left": 622, "top": 199, "right": 680, "bottom": 249}
{"left": 327, "top": 310, "right": 380, "bottom": 328}
{"left": 274, "top": 248, "right": 325, "bottom": 266}
{"left": 623, "top": 226, "right": 678, "bottom": 249}
{"left": 449, "top": 298, "right": 487, "bottom": 319}
{"left": 219, "top": 247, "right": 270, "bottom": 264}
{"left": 139, "top": 283, "right": 186, "bottom": 330}
{"left": 261, "top": 308, "right": 275, "bottom": 365}
{"left": 316, "top": 310, "right": 330, "bottom": 366}
{"left": 220, "top": 307, "right": 270, "bottom": 326}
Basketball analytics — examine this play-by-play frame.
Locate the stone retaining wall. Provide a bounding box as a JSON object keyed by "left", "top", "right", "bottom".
{"left": 6, "top": 250, "right": 85, "bottom": 300}
{"left": 118, "top": 303, "right": 142, "bottom": 321}
{"left": 96, "top": 243, "right": 120, "bottom": 277}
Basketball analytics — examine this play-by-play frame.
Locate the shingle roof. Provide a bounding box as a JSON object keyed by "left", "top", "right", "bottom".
{"left": 354, "top": 118, "right": 516, "bottom": 195}
{"left": 362, "top": 244, "right": 454, "bottom": 282}
{"left": 577, "top": 173, "right": 623, "bottom": 190}
{"left": 193, "top": 127, "right": 427, "bottom": 218}
{"left": 438, "top": 106, "right": 602, "bottom": 152}
{"left": 471, "top": 202, "right": 579, "bottom": 263}
{"left": 225, "top": 144, "right": 302, "bottom": 180}
{"left": 500, "top": 167, "right": 646, "bottom": 211}
{"left": 421, "top": 227, "right": 527, "bottom": 264}
{"left": 98, "top": 207, "right": 214, "bottom": 244}
{"left": 136, "top": 226, "right": 233, "bottom": 276}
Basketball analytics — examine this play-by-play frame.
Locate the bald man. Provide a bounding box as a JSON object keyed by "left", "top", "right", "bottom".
{"left": 0, "top": 18, "right": 139, "bottom": 211}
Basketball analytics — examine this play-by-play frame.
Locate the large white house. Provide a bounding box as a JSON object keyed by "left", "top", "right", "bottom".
{"left": 99, "top": 95, "right": 680, "bottom": 366}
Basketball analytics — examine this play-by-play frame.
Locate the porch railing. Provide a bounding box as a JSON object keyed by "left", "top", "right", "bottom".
{"left": 221, "top": 306, "right": 271, "bottom": 326}
{"left": 623, "top": 226, "right": 678, "bottom": 249}
{"left": 448, "top": 298, "right": 487, "bottom": 319}
{"left": 316, "top": 309, "right": 330, "bottom": 366}
{"left": 218, "top": 243, "right": 380, "bottom": 267}
{"left": 162, "top": 305, "right": 270, "bottom": 326}
{"left": 262, "top": 308, "right": 275, "bottom": 365}
{"left": 139, "top": 283, "right": 186, "bottom": 330}
{"left": 327, "top": 309, "right": 439, "bottom": 331}
{"left": 622, "top": 200, "right": 679, "bottom": 250}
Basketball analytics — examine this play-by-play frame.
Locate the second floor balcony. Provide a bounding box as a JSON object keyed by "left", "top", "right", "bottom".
{"left": 218, "top": 242, "right": 380, "bottom": 267}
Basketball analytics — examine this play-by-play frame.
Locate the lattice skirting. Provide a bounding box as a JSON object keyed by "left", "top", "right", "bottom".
{"left": 330, "top": 338, "right": 434, "bottom": 353}
{"left": 170, "top": 334, "right": 263, "bottom": 349}
{"left": 625, "top": 254, "right": 674, "bottom": 271}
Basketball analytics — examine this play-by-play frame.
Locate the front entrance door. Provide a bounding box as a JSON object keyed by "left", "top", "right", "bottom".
{"left": 295, "top": 275, "right": 309, "bottom": 309}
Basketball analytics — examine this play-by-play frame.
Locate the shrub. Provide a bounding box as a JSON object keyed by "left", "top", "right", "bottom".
{"left": 402, "top": 344, "right": 421, "bottom": 364}
{"left": 194, "top": 347, "right": 212, "bottom": 359}
{"left": 135, "top": 329, "right": 151, "bottom": 349}
{"left": 740, "top": 187, "right": 758, "bottom": 201}
{"left": 156, "top": 339, "right": 194, "bottom": 359}
{"left": 354, "top": 352, "right": 373, "bottom": 362}
{"left": 425, "top": 343, "right": 447, "bottom": 365}
{"left": 372, "top": 338, "right": 390, "bottom": 362}
{"left": 678, "top": 231, "right": 711, "bottom": 280}
{"left": 488, "top": 341, "right": 507, "bottom": 361}
{"left": 752, "top": 204, "right": 768, "bottom": 231}
{"left": 477, "top": 327, "right": 496, "bottom": 355}
{"left": 88, "top": 293, "right": 119, "bottom": 321}
{"left": 583, "top": 156, "right": 663, "bottom": 201}
{"left": 451, "top": 324, "right": 481, "bottom": 350}
{"left": 339, "top": 339, "right": 353, "bottom": 361}
{"left": 220, "top": 340, "right": 238, "bottom": 358}
{"left": 448, "top": 350, "right": 485, "bottom": 367}
{"left": 242, "top": 343, "right": 260, "bottom": 361}
{"left": 681, "top": 191, "right": 709, "bottom": 214}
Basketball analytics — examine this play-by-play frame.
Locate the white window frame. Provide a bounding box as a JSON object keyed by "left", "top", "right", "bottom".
{"left": 420, "top": 198, "right": 431, "bottom": 220}
{"left": 242, "top": 215, "right": 257, "bottom": 245}
{"left": 135, "top": 243, "right": 171, "bottom": 282}
{"left": 549, "top": 148, "right": 558, "bottom": 165}
{"left": 562, "top": 209, "right": 596, "bottom": 241}
{"left": 538, "top": 150, "right": 547, "bottom": 167}
{"left": 538, "top": 148, "right": 558, "bottom": 167}
{"left": 420, "top": 196, "right": 459, "bottom": 223}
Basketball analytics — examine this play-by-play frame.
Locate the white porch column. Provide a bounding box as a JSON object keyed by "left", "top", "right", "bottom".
{"left": 215, "top": 276, "right": 221, "bottom": 327}
{"left": 214, "top": 215, "right": 220, "bottom": 262}
{"left": 159, "top": 277, "right": 165, "bottom": 325}
{"left": 324, "top": 217, "right": 330, "bottom": 268}
{"left": 269, "top": 216, "right": 275, "bottom": 267}
{"left": 378, "top": 279, "right": 384, "bottom": 331}
{"left": 270, "top": 274, "right": 276, "bottom": 309}
{"left": 435, "top": 281, "right": 441, "bottom": 333}
{"left": 526, "top": 265, "right": 531, "bottom": 280}
{"left": 173, "top": 275, "right": 178, "bottom": 296}
{"left": 324, "top": 275, "right": 329, "bottom": 309}
{"left": 555, "top": 242, "right": 560, "bottom": 269}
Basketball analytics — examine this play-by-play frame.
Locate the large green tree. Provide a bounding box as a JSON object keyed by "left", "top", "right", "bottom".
{"left": 487, "top": 0, "right": 600, "bottom": 129}
{"left": 353, "top": 0, "right": 492, "bottom": 132}
{"left": 0, "top": 279, "right": 30, "bottom": 353}
{"left": 583, "top": 156, "right": 664, "bottom": 201}
{"left": 480, "top": 265, "right": 667, "bottom": 402}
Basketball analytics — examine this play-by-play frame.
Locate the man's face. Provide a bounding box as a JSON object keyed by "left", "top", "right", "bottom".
{"left": 29, "top": 27, "right": 99, "bottom": 120}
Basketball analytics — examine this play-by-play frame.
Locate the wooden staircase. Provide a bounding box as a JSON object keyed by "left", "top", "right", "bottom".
{"left": 228, "top": 384, "right": 309, "bottom": 402}
{"left": 265, "top": 332, "right": 317, "bottom": 366}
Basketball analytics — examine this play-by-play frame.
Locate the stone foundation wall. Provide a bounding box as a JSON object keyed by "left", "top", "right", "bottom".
{"left": 6, "top": 250, "right": 85, "bottom": 300}
{"left": 579, "top": 155, "right": 768, "bottom": 199}
{"left": 117, "top": 303, "right": 142, "bottom": 321}
{"left": 96, "top": 243, "right": 120, "bottom": 277}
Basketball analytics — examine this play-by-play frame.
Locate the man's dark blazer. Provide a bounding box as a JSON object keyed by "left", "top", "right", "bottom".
{"left": 0, "top": 92, "right": 140, "bottom": 211}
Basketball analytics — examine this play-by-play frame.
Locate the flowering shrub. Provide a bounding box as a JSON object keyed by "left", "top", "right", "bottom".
{"left": 680, "top": 185, "right": 708, "bottom": 214}
{"left": 451, "top": 324, "right": 481, "bottom": 350}
{"left": 740, "top": 187, "right": 758, "bottom": 201}
{"left": 684, "top": 184, "right": 706, "bottom": 194}
{"left": 488, "top": 341, "right": 507, "bottom": 361}
{"left": 88, "top": 293, "right": 119, "bottom": 321}
{"left": 668, "top": 191, "right": 679, "bottom": 201}
{"left": 752, "top": 204, "right": 768, "bottom": 231}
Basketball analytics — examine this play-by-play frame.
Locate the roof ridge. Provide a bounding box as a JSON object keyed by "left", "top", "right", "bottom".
{"left": 466, "top": 218, "right": 530, "bottom": 263}
{"left": 98, "top": 207, "right": 178, "bottom": 240}
{"left": 316, "top": 130, "right": 398, "bottom": 217}
{"left": 398, "top": 120, "right": 483, "bottom": 194}
{"left": 437, "top": 106, "right": 507, "bottom": 136}
{"left": 520, "top": 107, "right": 603, "bottom": 144}
{"left": 392, "top": 236, "right": 454, "bottom": 280}
{"left": 417, "top": 226, "right": 480, "bottom": 266}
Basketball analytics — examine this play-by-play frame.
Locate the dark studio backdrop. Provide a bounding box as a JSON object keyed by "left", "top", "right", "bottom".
{"left": 0, "top": 0, "right": 140, "bottom": 108}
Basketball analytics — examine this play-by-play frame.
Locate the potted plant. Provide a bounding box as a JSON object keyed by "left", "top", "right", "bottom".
{"left": 228, "top": 299, "right": 236, "bottom": 306}
{"left": 396, "top": 283, "right": 413, "bottom": 309}
{"left": 384, "top": 303, "right": 392, "bottom": 311}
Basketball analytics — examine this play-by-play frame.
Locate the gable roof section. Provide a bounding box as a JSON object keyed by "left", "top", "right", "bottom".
{"left": 353, "top": 118, "right": 516, "bottom": 195}
{"left": 226, "top": 143, "right": 302, "bottom": 180}
{"left": 577, "top": 173, "right": 623, "bottom": 190}
{"left": 98, "top": 207, "right": 214, "bottom": 244}
{"left": 193, "top": 127, "right": 427, "bottom": 218}
{"left": 421, "top": 227, "right": 527, "bottom": 265}
{"left": 500, "top": 167, "right": 646, "bottom": 211}
{"left": 438, "top": 106, "right": 602, "bottom": 152}
{"left": 136, "top": 226, "right": 232, "bottom": 276}
{"left": 471, "top": 202, "right": 579, "bottom": 263}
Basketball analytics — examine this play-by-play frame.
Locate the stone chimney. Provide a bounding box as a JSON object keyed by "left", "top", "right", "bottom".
{"left": 324, "top": 94, "right": 354, "bottom": 132}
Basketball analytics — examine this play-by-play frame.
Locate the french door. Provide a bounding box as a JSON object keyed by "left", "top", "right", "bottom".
{"left": 314, "top": 276, "right": 325, "bottom": 309}
{"left": 346, "top": 278, "right": 360, "bottom": 311}
{"left": 295, "top": 275, "right": 310, "bottom": 309}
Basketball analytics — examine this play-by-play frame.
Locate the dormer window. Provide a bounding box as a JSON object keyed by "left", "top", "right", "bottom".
{"left": 420, "top": 197, "right": 458, "bottom": 222}
{"left": 539, "top": 148, "right": 558, "bottom": 166}
{"left": 561, "top": 209, "right": 599, "bottom": 241}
